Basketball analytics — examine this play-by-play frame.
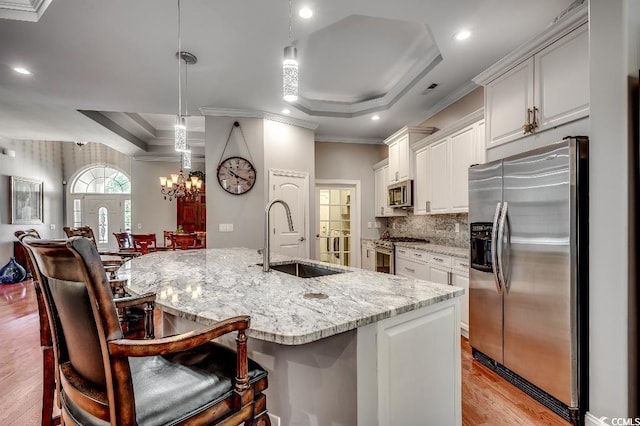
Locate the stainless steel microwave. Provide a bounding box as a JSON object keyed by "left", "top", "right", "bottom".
{"left": 387, "top": 179, "right": 413, "bottom": 208}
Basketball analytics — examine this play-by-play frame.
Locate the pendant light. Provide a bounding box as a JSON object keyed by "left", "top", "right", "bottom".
{"left": 283, "top": 0, "right": 298, "bottom": 102}
{"left": 174, "top": 0, "right": 197, "bottom": 152}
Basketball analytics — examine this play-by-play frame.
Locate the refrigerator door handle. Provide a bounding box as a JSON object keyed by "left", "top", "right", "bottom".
{"left": 491, "top": 202, "right": 503, "bottom": 294}
{"left": 497, "top": 201, "right": 508, "bottom": 293}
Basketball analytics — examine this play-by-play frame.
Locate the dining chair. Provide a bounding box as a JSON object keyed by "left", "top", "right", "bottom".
{"left": 171, "top": 233, "right": 198, "bottom": 250}
{"left": 21, "top": 237, "right": 271, "bottom": 426}
{"left": 131, "top": 233, "right": 157, "bottom": 255}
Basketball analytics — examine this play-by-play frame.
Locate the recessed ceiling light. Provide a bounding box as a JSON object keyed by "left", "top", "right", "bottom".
{"left": 371, "top": 115, "right": 380, "bottom": 121}
{"left": 454, "top": 30, "right": 471, "bottom": 41}
{"left": 299, "top": 7, "right": 313, "bottom": 19}
{"left": 282, "top": 108, "right": 291, "bottom": 114}
{"left": 13, "top": 67, "right": 32, "bottom": 75}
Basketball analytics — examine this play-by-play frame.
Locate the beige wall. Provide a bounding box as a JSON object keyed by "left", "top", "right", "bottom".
{"left": 315, "top": 142, "right": 387, "bottom": 240}
{"left": 420, "top": 87, "right": 484, "bottom": 130}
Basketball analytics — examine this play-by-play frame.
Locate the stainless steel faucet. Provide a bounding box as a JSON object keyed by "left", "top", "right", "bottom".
{"left": 263, "top": 199, "right": 295, "bottom": 272}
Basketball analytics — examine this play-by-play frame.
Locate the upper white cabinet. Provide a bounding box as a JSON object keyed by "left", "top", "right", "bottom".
{"left": 414, "top": 147, "right": 432, "bottom": 215}
{"left": 474, "top": 8, "right": 588, "bottom": 148}
{"left": 413, "top": 110, "right": 485, "bottom": 215}
{"left": 373, "top": 161, "right": 406, "bottom": 217}
{"left": 385, "top": 127, "right": 436, "bottom": 183}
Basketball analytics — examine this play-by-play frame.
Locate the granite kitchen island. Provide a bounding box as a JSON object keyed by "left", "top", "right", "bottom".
{"left": 122, "top": 248, "right": 463, "bottom": 426}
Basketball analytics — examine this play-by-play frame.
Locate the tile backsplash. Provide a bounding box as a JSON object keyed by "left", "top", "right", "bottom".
{"left": 386, "top": 212, "right": 469, "bottom": 248}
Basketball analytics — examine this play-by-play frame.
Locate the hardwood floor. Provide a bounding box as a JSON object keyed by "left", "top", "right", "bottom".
{"left": 461, "top": 337, "right": 570, "bottom": 426}
{"left": 0, "top": 280, "right": 569, "bottom": 426}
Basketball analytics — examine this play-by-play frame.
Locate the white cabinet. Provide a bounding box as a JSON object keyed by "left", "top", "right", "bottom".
{"left": 361, "top": 240, "right": 376, "bottom": 271}
{"left": 429, "top": 138, "right": 450, "bottom": 214}
{"left": 393, "top": 246, "right": 469, "bottom": 335}
{"left": 479, "top": 22, "right": 588, "bottom": 148}
{"left": 395, "top": 247, "right": 428, "bottom": 279}
{"left": 414, "top": 147, "right": 432, "bottom": 215}
{"left": 412, "top": 111, "right": 484, "bottom": 215}
{"left": 385, "top": 127, "right": 436, "bottom": 184}
{"left": 388, "top": 140, "right": 400, "bottom": 183}
{"left": 374, "top": 162, "right": 406, "bottom": 217}
{"left": 374, "top": 300, "right": 461, "bottom": 426}
{"left": 452, "top": 260, "right": 470, "bottom": 338}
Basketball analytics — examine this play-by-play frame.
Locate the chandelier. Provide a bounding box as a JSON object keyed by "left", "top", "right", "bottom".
{"left": 159, "top": 165, "right": 202, "bottom": 201}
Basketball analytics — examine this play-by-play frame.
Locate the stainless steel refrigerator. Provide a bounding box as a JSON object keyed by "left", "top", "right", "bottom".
{"left": 468, "top": 137, "right": 588, "bottom": 425}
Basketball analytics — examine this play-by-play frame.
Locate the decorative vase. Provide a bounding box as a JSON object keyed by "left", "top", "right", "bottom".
{"left": 0, "top": 257, "right": 27, "bottom": 284}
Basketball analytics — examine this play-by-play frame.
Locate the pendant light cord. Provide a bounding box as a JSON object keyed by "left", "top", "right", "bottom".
{"left": 288, "top": 0, "right": 292, "bottom": 43}
{"left": 177, "top": 0, "right": 182, "bottom": 117}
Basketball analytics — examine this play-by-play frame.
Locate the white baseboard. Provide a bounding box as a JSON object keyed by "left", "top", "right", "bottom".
{"left": 268, "top": 413, "right": 281, "bottom": 426}
{"left": 584, "top": 412, "right": 607, "bottom": 426}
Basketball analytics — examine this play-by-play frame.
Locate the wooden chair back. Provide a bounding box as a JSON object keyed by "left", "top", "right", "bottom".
{"left": 113, "top": 232, "right": 133, "bottom": 249}
{"left": 131, "top": 233, "right": 157, "bottom": 255}
{"left": 62, "top": 226, "right": 97, "bottom": 245}
{"left": 14, "top": 230, "right": 60, "bottom": 426}
{"left": 171, "top": 233, "right": 198, "bottom": 250}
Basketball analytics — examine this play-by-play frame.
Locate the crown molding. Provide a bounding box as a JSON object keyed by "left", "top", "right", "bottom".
{"left": 0, "top": 0, "right": 52, "bottom": 22}
{"left": 373, "top": 158, "right": 389, "bottom": 170}
{"left": 315, "top": 136, "right": 384, "bottom": 145}
{"left": 473, "top": 2, "right": 587, "bottom": 85}
{"left": 412, "top": 108, "right": 484, "bottom": 151}
{"left": 199, "top": 107, "right": 319, "bottom": 131}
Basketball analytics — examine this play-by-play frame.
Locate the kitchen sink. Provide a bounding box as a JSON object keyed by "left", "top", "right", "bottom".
{"left": 267, "top": 261, "right": 346, "bottom": 278}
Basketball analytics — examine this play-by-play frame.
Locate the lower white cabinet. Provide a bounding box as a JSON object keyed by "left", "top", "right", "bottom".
{"left": 395, "top": 247, "right": 428, "bottom": 279}
{"left": 394, "top": 247, "right": 469, "bottom": 336}
{"left": 361, "top": 240, "right": 376, "bottom": 271}
{"left": 429, "top": 265, "right": 450, "bottom": 285}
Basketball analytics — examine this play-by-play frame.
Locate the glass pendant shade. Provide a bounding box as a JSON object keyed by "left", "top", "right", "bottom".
{"left": 182, "top": 149, "right": 192, "bottom": 170}
{"left": 174, "top": 115, "right": 188, "bottom": 152}
{"left": 283, "top": 45, "right": 298, "bottom": 102}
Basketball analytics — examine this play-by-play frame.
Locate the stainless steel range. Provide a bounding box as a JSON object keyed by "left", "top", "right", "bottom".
{"left": 373, "top": 237, "right": 428, "bottom": 274}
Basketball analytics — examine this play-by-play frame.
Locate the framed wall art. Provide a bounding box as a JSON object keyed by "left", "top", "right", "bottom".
{"left": 11, "top": 176, "right": 43, "bottom": 224}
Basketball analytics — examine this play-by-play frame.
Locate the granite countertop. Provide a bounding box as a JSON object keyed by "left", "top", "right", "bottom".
{"left": 393, "top": 242, "right": 468, "bottom": 259}
{"left": 121, "top": 248, "right": 463, "bottom": 346}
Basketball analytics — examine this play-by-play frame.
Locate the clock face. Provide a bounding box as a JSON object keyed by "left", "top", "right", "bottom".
{"left": 216, "top": 156, "right": 257, "bottom": 195}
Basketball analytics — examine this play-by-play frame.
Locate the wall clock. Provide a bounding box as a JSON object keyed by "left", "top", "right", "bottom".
{"left": 216, "top": 156, "right": 257, "bottom": 195}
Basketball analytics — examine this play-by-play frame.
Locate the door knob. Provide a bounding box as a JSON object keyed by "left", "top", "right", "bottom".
{"left": 299, "top": 236, "right": 306, "bottom": 242}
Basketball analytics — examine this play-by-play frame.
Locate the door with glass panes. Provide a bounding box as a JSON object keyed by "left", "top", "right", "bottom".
{"left": 316, "top": 187, "right": 353, "bottom": 266}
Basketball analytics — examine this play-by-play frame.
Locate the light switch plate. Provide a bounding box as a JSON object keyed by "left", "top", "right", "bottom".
{"left": 455, "top": 222, "right": 460, "bottom": 233}
{"left": 50, "top": 224, "right": 56, "bottom": 230}
{"left": 219, "top": 223, "right": 234, "bottom": 232}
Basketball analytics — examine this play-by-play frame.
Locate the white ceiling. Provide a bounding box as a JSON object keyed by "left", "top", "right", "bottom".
{"left": 0, "top": 0, "right": 580, "bottom": 159}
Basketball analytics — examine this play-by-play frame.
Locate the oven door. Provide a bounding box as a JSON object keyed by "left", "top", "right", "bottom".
{"left": 375, "top": 249, "right": 393, "bottom": 274}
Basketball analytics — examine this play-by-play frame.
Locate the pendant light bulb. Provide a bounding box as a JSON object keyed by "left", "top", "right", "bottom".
{"left": 283, "top": 45, "right": 298, "bottom": 102}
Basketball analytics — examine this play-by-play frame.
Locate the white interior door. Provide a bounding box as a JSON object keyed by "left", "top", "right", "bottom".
{"left": 269, "top": 169, "right": 309, "bottom": 258}
{"left": 84, "top": 195, "right": 126, "bottom": 252}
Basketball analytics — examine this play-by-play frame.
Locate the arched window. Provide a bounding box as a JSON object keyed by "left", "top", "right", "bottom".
{"left": 71, "top": 166, "right": 130, "bottom": 194}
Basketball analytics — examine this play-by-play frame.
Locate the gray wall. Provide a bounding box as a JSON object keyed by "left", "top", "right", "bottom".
{"left": 315, "top": 142, "right": 388, "bottom": 241}
{"left": 205, "top": 117, "right": 266, "bottom": 249}
{"left": 588, "top": 0, "right": 638, "bottom": 418}
{"left": 0, "top": 139, "right": 65, "bottom": 263}
{"left": 131, "top": 160, "right": 184, "bottom": 243}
